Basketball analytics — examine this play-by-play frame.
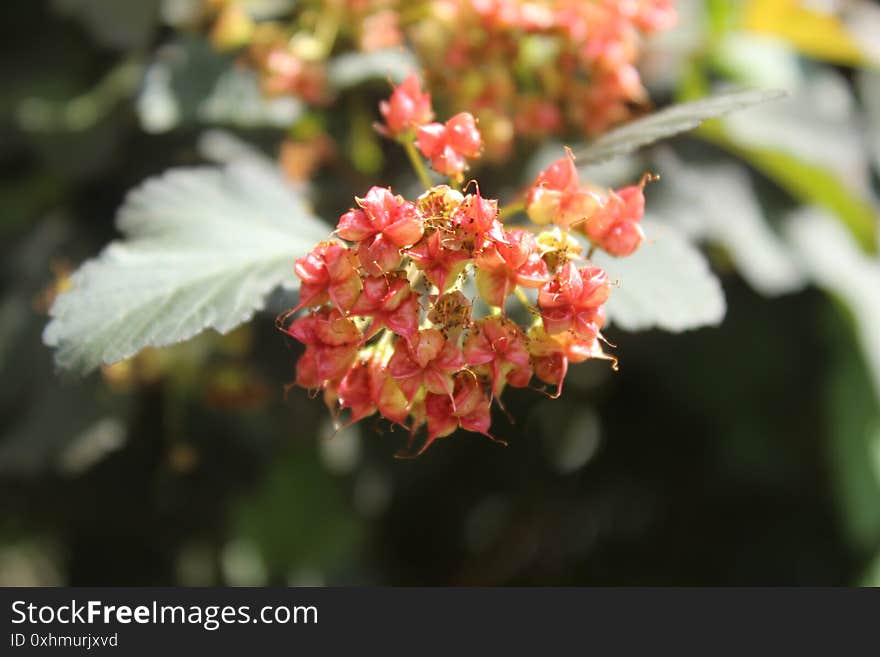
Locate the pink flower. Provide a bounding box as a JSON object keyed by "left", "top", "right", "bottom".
{"left": 463, "top": 317, "right": 532, "bottom": 397}
{"left": 337, "top": 355, "right": 409, "bottom": 427}
{"left": 421, "top": 372, "right": 498, "bottom": 452}
{"left": 378, "top": 73, "right": 433, "bottom": 137}
{"left": 281, "top": 167, "right": 635, "bottom": 455}
{"left": 336, "top": 187, "right": 424, "bottom": 276}
{"left": 474, "top": 228, "right": 549, "bottom": 307}
{"left": 514, "top": 98, "right": 564, "bottom": 137}
{"left": 528, "top": 326, "right": 614, "bottom": 398}
{"left": 387, "top": 328, "right": 465, "bottom": 404}
{"left": 531, "top": 154, "right": 579, "bottom": 192}
{"left": 526, "top": 154, "right": 603, "bottom": 228}
{"left": 359, "top": 9, "right": 403, "bottom": 53}
{"left": 454, "top": 189, "right": 507, "bottom": 243}
{"left": 416, "top": 112, "right": 482, "bottom": 177}
{"left": 631, "top": 0, "right": 677, "bottom": 32}
{"left": 293, "top": 240, "right": 361, "bottom": 312}
{"left": 284, "top": 309, "right": 362, "bottom": 389}
{"left": 581, "top": 175, "right": 650, "bottom": 257}
{"left": 350, "top": 274, "right": 420, "bottom": 342}
{"left": 407, "top": 232, "right": 471, "bottom": 293}
{"left": 537, "top": 262, "right": 609, "bottom": 339}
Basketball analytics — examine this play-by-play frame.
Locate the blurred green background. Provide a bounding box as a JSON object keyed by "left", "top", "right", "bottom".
{"left": 2, "top": 0, "right": 880, "bottom": 586}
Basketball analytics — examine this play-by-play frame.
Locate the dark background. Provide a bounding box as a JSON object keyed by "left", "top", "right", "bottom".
{"left": 1, "top": 1, "right": 878, "bottom": 586}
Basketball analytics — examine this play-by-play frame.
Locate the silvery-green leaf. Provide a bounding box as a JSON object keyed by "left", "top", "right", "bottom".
{"left": 651, "top": 150, "right": 804, "bottom": 296}
{"left": 137, "top": 38, "right": 302, "bottom": 133}
{"left": 843, "top": 1, "right": 880, "bottom": 66}
{"left": 858, "top": 70, "right": 880, "bottom": 173}
{"left": 576, "top": 88, "right": 787, "bottom": 165}
{"left": 43, "top": 164, "right": 330, "bottom": 373}
{"left": 327, "top": 49, "right": 418, "bottom": 90}
{"left": 136, "top": 38, "right": 227, "bottom": 133}
{"left": 723, "top": 71, "right": 871, "bottom": 195}
{"left": 863, "top": 549, "right": 880, "bottom": 586}
{"left": 197, "top": 129, "right": 277, "bottom": 170}
{"left": 237, "top": 0, "right": 296, "bottom": 19}
{"left": 52, "top": 0, "right": 159, "bottom": 51}
{"left": 639, "top": 0, "right": 706, "bottom": 92}
{"left": 786, "top": 207, "right": 880, "bottom": 400}
{"left": 160, "top": 0, "right": 294, "bottom": 27}
{"left": 802, "top": 205, "right": 880, "bottom": 551}
{"left": 159, "top": 0, "right": 203, "bottom": 27}
{"left": 713, "top": 33, "right": 803, "bottom": 91}
{"left": 592, "top": 219, "right": 726, "bottom": 332}
{"left": 199, "top": 68, "right": 304, "bottom": 128}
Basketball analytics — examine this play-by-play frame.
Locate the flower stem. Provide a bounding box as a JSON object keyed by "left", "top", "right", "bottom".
{"left": 498, "top": 201, "right": 525, "bottom": 221}
{"left": 377, "top": 328, "right": 394, "bottom": 353}
{"left": 314, "top": 9, "right": 340, "bottom": 58}
{"left": 513, "top": 286, "right": 532, "bottom": 310}
{"left": 402, "top": 138, "right": 433, "bottom": 189}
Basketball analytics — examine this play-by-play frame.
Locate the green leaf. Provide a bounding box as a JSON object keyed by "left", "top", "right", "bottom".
{"left": 592, "top": 219, "right": 726, "bottom": 332}
{"left": 43, "top": 164, "right": 331, "bottom": 373}
{"left": 232, "top": 446, "right": 362, "bottom": 574}
{"left": 788, "top": 208, "right": 880, "bottom": 564}
{"left": 137, "top": 38, "right": 303, "bottom": 133}
{"left": 824, "top": 316, "right": 880, "bottom": 554}
{"left": 52, "top": 0, "right": 159, "bottom": 51}
{"left": 858, "top": 69, "right": 880, "bottom": 173}
{"left": 788, "top": 214, "right": 880, "bottom": 552}
{"left": 862, "top": 550, "right": 880, "bottom": 586}
{"left": 712, "top": 33, "right": 803, "bottom": 90}
{"left": 575, "top": 88, "right": 787, "bottom": 165}
{"left": 327, "top": 49, "right": 418, "bottom": 90}
{"left": 720, "top": 72, "right": 869, "bottom": 187}
{"left": 786, "top": 207, "right": 880, "bottom": 402}
{"left": 701, "top": 127, "right": 879, "bottom": 254}
{"left": 15, "top": 58, "right": 144, "bottom": 134}
{"left": 650, "top": 150, "right": 804, "bottom": 297}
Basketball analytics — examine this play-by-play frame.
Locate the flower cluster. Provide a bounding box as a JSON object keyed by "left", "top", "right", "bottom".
{"left": 279, "top": 77, "right": 656, "bottom": 456}
{"left": 407, "top": 0, "right": 676, "bottom": 154}
{"left": 416, "top": 112, "right": 483, "bottom": 177}
{"left": 201, "top": 0, "right": 676, "bottom": 157}
{"left": 526, "top": 152, "right": 653, "bottom": 257}
{"left": 381, "top": 74, "right": 484, "bottom": 180}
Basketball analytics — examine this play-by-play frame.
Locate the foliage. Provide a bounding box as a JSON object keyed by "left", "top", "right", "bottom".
{"left": 43, "top": 164, "right": 328, "bottom": 372}
{"left": 1, "top": 0, "right": 879, "bottom": 585}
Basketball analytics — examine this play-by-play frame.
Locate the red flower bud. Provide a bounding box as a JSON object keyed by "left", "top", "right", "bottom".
{"left": 408, "top": 232, "right": 470, "bottom": 293}
{"left": 528, "top": 326, "right": 614, "bottom": 398}
{"left": 475, "top": 228, "right": 549, "bottom": 307}
{"left": 581, "top": 174, "right": 651, "bottom": 256}
{"left": 293, "top": 240, "right": 361, "bottom": 312}
{"left": 378, "top": 73, "right": 434, "bottom": 137}
{"left": 463, "top": 317, "right": 532, "bottom": 398}
{"left": 416, "top": 113, "right": 483, "bottom": 177}
{"left": 351, "top": 275, "right": 420, "bottom": 343}
{"left": 538, "top": 262, "right": 609, "bottom": 339}
{"left": 285, "top": 309, "right": 362, "bottom": 388}
{"left": 336, "top": 187, "right": 424, "bottom": 276}
{"left": 532, "top": 155, "right": 579, "bottom": 193}
{"left": 444, "top": 112, "right": 482, "bottom": 158}
{"left": 526, "top": 152, "right": 611, "bottom": 230}
{"left": 422, "top": 372, "right": 495, "bottom": 452}
{"left": 387, "top": 329, "right": 465, "bottom": 404}
{"left": 602, "top": 220, "right": 644, "bottom": 257}
{"left": 338, "top": 355, "right": 409, "bottom": 427}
